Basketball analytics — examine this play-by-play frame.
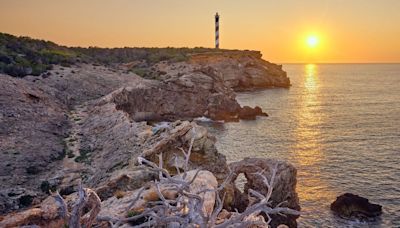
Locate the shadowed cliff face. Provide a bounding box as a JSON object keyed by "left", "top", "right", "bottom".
{"left": 112, "top": 81, "right": 241, "bottom": 122}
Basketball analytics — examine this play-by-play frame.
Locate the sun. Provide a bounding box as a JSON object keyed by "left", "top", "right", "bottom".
{"left": 306, "top": 35, "right": 319, "bottom": 48}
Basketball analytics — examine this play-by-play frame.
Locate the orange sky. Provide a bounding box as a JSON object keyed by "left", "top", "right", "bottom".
{"left": 1, "top": 0, "right": 400, "bottom": 63}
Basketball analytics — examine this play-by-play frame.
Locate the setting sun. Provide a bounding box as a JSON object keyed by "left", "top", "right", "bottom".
{"left": 307, "top": 35, "right": 319, "bottom": 48}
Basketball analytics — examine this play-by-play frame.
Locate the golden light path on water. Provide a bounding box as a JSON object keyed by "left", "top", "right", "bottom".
{"left": 213, "top": 64, "right": 400, "bottom": 225}
{"left": 292, "top": 64, "right": 336, "bottom": 204}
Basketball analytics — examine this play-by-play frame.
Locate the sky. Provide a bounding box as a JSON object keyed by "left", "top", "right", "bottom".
{"left": 1, "top": 0, "right": 400, "bottom": 63}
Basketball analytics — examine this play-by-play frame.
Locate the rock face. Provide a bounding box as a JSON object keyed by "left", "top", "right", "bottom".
{"left": 188, "top": 51, "right": 290, "bottom": 90}
{"left": 79, "top": 108, "right": 229, "bottom": 189}
{"left": 112, "top": 66, "right": 271, "bottom": 122}
{"left": 330, "top": 193, "right": 382, "bottom": 221}
{"left": 150, "top": 51, "right": 290, "bottom": 91}
{"left": 112, "top": 81, "right": 241, "bottom": 122}
{"left": 227, "top": 158, "right": 300, "bottom": 228}
{"left": 0, "top": 65, "right": 143, "bottom": 214}
{"left": 0, "top": 76, "right": 68, "bottom": 214}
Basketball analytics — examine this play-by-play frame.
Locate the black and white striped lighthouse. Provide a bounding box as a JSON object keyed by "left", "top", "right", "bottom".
{"left": 215, "top": 12, "right": 220, "bottom": 49}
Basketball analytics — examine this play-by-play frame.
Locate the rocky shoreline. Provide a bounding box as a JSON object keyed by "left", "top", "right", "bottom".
{"left": 0, "top": 48, "right": 298, "bottom": 227}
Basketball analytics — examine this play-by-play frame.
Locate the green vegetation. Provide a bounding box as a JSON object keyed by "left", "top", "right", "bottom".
{"left": 74, "top": 148, "right": 91, "bottom": 164}
{"left": 0, "top": 32, "right": 235, "bottom": 77}
{"left": 0, "top": 33, "right": 75, "bottom": 77}
{"left": 127, "top": 211, "right": 140, "bottom": 218}
{"left": 54, "top": 149, "right": 66, "bottom": 161}
{"left": 67, "top": 149, "right": 75, "bottom": 158}
{"left": 18, "top": 195, "right": 33, "bottom": 207}
{"left": 40, "top": 180, "right": 57, "bottom": 193}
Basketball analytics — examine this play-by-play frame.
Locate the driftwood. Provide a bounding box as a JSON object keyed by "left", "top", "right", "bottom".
{"left": 138, "top": 122, "right": 193, "bottom": 160}
{"left": 98, "top": 135, "right": 300, "bottom": 228}
{"left": 0, "top": 133, "right": 299, "bottom": 228}
{"left": 0, "top": 186, "right": 102, "bottom": 228}
{"left": 0, "top": 146, "right": 299, "bottom": 228}
{"left": 48, "top": 183, "right": 102, "bottom": 228}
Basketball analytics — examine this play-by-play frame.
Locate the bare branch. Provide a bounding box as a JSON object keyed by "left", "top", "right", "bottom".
{"left": 69, "top": 183, "right": 87, "bottom": 228}
{"left": 209, "top": 192, "right": 225, "bottom": 226}
{"left": 82, "top": 188, "right": 102, "bottom": 228}
{"left": 50, "top": 190, "right": 68, "bottom": 222}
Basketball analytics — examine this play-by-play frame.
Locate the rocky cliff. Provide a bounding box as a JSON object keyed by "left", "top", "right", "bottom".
{"left": 133, "top": 50, "right": 290, "bottom": 91}
{"left": 0, "top": 44, "right": 298, "bottom": 227}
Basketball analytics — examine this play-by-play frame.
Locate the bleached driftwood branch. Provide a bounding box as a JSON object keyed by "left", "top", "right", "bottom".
{"left": 100, "top": 135, "right": 300, "bottom": 228}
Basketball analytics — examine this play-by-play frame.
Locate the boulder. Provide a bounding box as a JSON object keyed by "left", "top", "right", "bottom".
{"left": 0, "top": 194, "right": 67, "bottom": 228}
{"left": 330, "top": 193, "right": 382, "bottom": 221}
{"left": 184, "top": 170, "right": 218, "bottom": 217}
{"left": 0, "top": 188, "right": 38, "bottom": 214}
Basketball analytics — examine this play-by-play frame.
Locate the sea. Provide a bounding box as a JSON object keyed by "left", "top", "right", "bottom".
{"left": 206, "top": 64, "right": 400, "bottom": 227}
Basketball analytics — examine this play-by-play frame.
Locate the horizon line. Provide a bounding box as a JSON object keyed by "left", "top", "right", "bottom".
{"left": 280, "top": 62, "right": 400, "bottom": 65}
{"left": 2, "top": 32, "right": 400, "bottom": 65}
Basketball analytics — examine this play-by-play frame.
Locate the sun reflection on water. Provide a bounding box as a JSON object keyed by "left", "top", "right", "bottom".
{"left": 293, "top": 64, "right": 336, "bottom": 203}
{"left": 295, "top": 64, "right": 321, "bottom": 166}
{"left": 305, "top": 64, "right": 318, "bottom": 92}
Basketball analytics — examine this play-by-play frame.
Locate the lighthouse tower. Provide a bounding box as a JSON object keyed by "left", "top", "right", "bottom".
{"left": 215, "top": 12, "right": 220, "bottom": 49}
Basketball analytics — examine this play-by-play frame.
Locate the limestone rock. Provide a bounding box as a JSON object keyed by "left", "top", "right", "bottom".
{"left": 238, "top": 106, "right": 268, "bottom": 120}
{"left": 140, "top": 121, "right": 229, "bottom": 182}
{"left": 184, "top": 170, "right": 218, "bottom": 217}
{"left": 111, "top": 80, "right": 242, "bottom": 122}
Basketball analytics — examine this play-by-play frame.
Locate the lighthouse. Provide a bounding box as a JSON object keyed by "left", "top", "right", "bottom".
{"left": 215, "top": 12, "right": 220, "bottom": 49}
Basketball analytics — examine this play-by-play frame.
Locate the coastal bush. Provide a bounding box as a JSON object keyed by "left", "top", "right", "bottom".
{"left": 66, "top": 149, "right": 75, "bottom": 158}
{"left": 18, "top": 195, "right": 33, "bottom": 207}
{"left": 74, "top": 148, "right": 91, "bottom": 164}
{"left": 26, "top": 166, "right": 40, "bottom": 175}
{"left": 0, "top": 33, "right": 76, "bottom": 76}
{"left": 40, "top": 180, "right": 57, "bottom": 193}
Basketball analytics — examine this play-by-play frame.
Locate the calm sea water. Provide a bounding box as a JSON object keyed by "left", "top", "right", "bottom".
{"left": 208, "top": 64, "right": 400, "bottom": 227}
